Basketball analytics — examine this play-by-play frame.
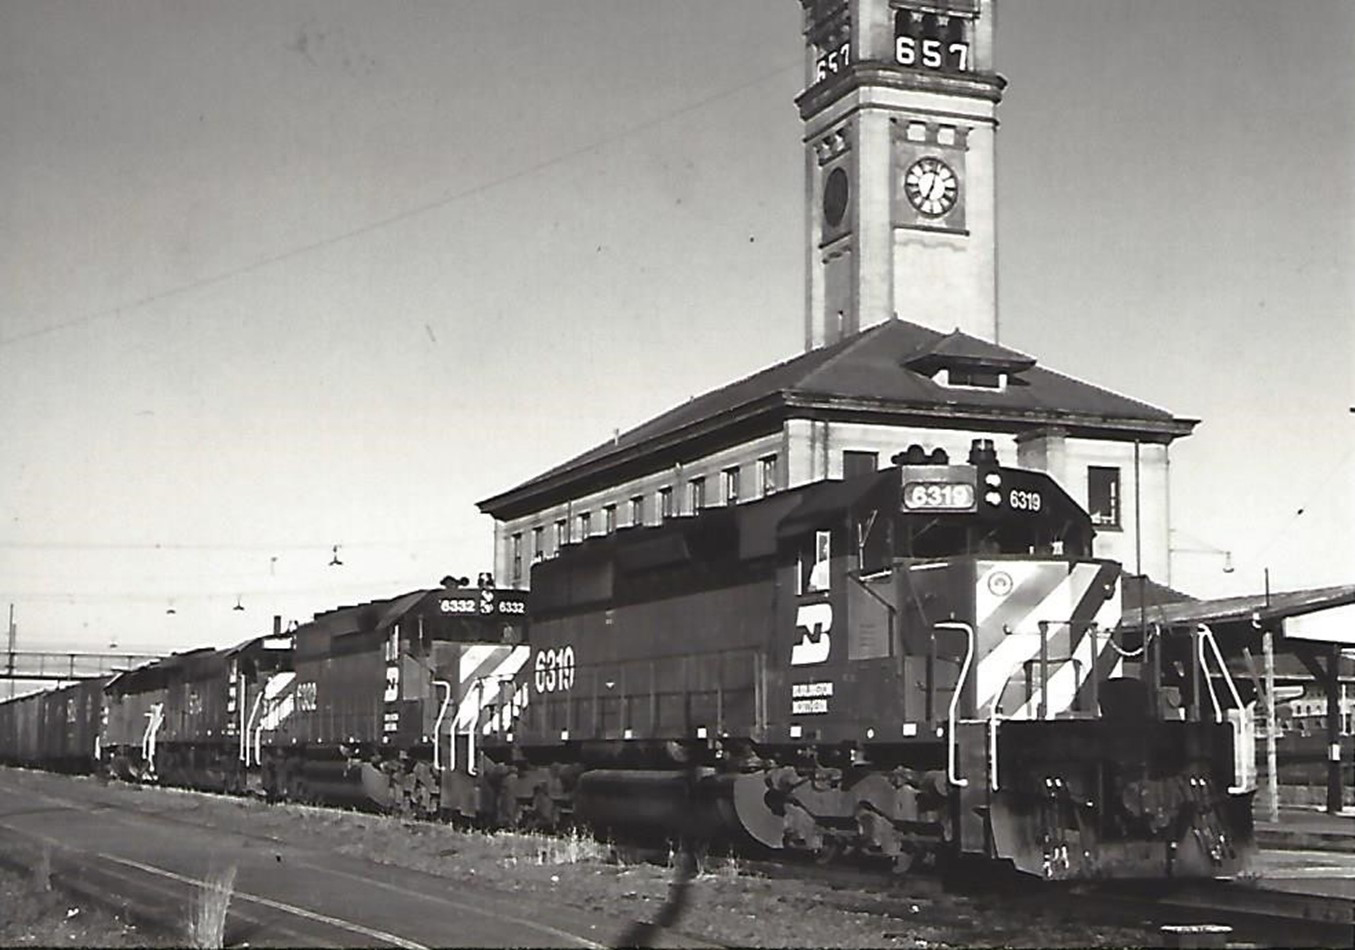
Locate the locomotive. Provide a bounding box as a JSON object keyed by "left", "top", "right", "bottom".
{"left": 0, "top": 442, "right": 1257, "bottom": 880}
{"left": 92, "top": 583, "right": 527, "bottom": 812}
{"left": 471, "top": 440, "right": 1258, "bottom": 879}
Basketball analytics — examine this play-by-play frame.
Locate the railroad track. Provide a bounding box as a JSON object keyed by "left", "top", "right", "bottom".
{"left": 1072, "top": 878, "right": 1355, "bottom": 948}
{"left": 733, "top": 851, "right": 1355, "bottom": 948}
{"left": 18, "top": 771, "right": 1355, "bottom": 948}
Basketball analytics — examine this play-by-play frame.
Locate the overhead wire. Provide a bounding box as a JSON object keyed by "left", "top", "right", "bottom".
{"left": 0, "top": 58, "right": 800, "bottom": 350}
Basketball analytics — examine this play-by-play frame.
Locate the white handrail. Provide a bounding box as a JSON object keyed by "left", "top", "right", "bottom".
{"left": 143, "top": 703, "right": 164, "bottom": 777}
{"left": 466, "top": 679, "right": 484, "bottom": 777}
{"left": 1199, "top": 623, "right": 1247, "bottom": 711}
{"left": 1197, "top": 623, "right": 1255, "bottom": 794}
{"left": 1197, "top": 630, "right": 1224, "bottom": 723}
{"left": 243, "top": 690, "right": 266, "bottom": 767}
{"left": 934, "top": 621, "right": 975, "bottom": 788}
{"left": 988, "top": 702, "right": 1000, "bottom": 791}
{"left": 432, "top": 679, "right": 452, "bottom": 772}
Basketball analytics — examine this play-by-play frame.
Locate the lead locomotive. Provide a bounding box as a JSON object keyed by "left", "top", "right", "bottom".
{"left": 470, "top": 441, "right": 1256, "bottom": 879}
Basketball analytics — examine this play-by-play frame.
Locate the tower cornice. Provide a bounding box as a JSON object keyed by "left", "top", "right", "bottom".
{"left": 797, "top": 64, "right": 1006, "bottom": 120}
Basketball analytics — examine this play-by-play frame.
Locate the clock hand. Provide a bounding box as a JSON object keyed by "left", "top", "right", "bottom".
{"left": 917, "top": 171, "right": 934, "bottom": 200}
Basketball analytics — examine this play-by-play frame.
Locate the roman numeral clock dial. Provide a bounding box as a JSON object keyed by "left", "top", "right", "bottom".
{"left": 903, "top": 157, "right": 958, "bottom": 217}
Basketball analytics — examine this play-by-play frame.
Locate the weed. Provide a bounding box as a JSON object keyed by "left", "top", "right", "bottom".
{"left": 31, "top": 845, "right": 52, "bottom": 893}
{"left": 697, "top": 852, "right": 743, "bottom": 881}
{"left": 187, "top": 865, "right": 236, "bottom": 949}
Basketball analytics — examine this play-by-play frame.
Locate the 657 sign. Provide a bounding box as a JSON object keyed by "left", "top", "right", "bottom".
{"left": 895, "top": 33, "right": 970, "bottom": 72}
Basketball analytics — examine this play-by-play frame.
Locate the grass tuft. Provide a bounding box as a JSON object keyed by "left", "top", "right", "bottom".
{"left": 187, "top": 865, "right": 237, "bottom": 949}
{"left": 31, "top": 845, "right": 52, "bottom": 893}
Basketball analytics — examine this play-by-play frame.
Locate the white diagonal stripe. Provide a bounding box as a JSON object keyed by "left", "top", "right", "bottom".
{"left": 975, "top": 563, "right": 1100, "bottom": 710}
{"left": 454, "top": 645, "right": 531, "bottom": 729}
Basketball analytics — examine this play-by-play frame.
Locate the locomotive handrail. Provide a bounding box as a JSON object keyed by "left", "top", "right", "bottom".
{"left": 934, "top": 620, "right": 975, "bottom": 788}
{"left": 988, "top": 702, "right": 1000, "bottom": 791}
{"left": 432, "top": 679, "right": 452, "bottom": 772}
{"left": 243, "top": 690, "right": 266, "bottom": 767}
{"left": 1197, "top": 623, "right": 1256, "bottom": 794}
{"left": 142, "top": 702, "right": 164, "bottom": 777}
{"left": 1196, "top": 623, "right": 1247, "bottom": 722}
{"left": 466, "top": 679, "right": 484, "bottom": 777}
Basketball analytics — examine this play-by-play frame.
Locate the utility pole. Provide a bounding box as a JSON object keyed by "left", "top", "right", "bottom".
{"left": 6, "top": 604, "right": 15, "bottom": 699}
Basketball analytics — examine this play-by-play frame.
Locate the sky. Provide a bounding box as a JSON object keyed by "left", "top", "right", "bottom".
{"left": 1, "top": 0, "right": 1352, "bottom": 667}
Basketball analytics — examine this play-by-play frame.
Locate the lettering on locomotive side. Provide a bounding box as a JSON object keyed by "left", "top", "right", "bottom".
{"left": 790, "top": 602, "right": 833, "bottom": 666}
{"left": 791, "top": 680, "right": 833, "bottom": 715}
{"left": 383, "top": 665, "right": 400, "bottom": 703}
{"left": 295, "top": 681, "right": 317, "bottom": 712}
{"left": 533, "top": 645, "right": 576, "bottom": 694}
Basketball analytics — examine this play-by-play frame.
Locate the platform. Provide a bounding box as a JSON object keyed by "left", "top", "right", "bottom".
{"left": 1256, "top": 805, "right": 1355, "bottom": 853}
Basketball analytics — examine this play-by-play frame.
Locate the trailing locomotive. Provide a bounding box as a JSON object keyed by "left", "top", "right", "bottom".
{"left": 88, "top": 583, "right": 527, "bottom": 812}
{"left": 470, "top": 441, "right": 1257, "bottom": 879}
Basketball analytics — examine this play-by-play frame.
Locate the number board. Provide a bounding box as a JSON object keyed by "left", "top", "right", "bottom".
{"left": 437, "top": 589, "right": 528, "bottom": 618}
{"left": 894, "top": 12, "right": 971, "bottom": 73}
{"left": 900, "top": 465, "right": 978, "bottom": 513}
{"left": 815, "top": 40, "right": 851, "bottom": 83}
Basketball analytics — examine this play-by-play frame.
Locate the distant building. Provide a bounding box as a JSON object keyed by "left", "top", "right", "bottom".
{"left": 478, "top": 0, "right": 1196, "bottom": 587}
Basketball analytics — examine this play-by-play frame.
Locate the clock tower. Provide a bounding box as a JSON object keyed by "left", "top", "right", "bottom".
{"left": 799, "top": 0, "right": 1004, "bottom": 349}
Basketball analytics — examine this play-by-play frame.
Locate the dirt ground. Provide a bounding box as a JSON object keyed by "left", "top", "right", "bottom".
{"left": 9, "top": 777, "right": 1158, "bottom": 947}
{"left": 0, "top": 861, "right": 174, "bottom": 948}
{"left": 123, "top": 782, "right": 1155, "bottom": 948}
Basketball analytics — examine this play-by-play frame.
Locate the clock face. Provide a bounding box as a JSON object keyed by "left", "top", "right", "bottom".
{"left": 903, "top": 156, "right": 958, "bottom": 217}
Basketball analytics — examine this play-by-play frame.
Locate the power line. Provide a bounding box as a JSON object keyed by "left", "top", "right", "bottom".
{"left": 0, "top": 535, "right": 479, "bottom": 552}
{"left": 0, "top": 59, "right": 799, "bottom": 350}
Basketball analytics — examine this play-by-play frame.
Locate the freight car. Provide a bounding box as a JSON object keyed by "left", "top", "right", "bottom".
{"left": 469, "top": 440, "right": 1257, "bottom": 880}
{"left": 0, "top": 678, "right": 103, "bottom": 773}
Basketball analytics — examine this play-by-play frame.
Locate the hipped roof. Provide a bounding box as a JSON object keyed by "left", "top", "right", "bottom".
{"left": 481, "top": 320, "right": 1197, "bottom": 519}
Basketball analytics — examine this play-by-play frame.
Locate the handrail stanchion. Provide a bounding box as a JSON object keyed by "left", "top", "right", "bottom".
{"left": 1038, "top": 621, "right": 1049, "bottom": 721}
{"left": 432, "top": 679, "right": 452, "bottom": 772}
{"left": 934, "top": 621, "right": 975, "bottom": 788}
{"left": 1197, "top": 623, "right": 1256, "bottom": 794}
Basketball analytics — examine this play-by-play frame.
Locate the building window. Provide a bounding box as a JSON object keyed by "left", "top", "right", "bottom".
{"left": 843, "top": 450, "right": 878, "bottom": 480}
{"left": 938, "top": 366, "right": 1007, "bottom": 390}
{"left": 630, "top": 495, "right": 645, "bottom": 527}
{"left": 603, "top": 504, "right": 616, "bottom": 534}
{"left": 688, "top": 477, "right": 706, "bottom": 513}
{"left": 511, "top": 533, "right": 523, "bottom": 586}
{"left": 555, "top": 519, "right": 567, "bottom": 552}
{"left": 578, "top": 510, "right": 592, "bottom": 538}
{"left": 532, "top": 526, "right": 544, "bottom": 562}
{"left": 1088, "top": 467, "right": 1121, "bottom": 528}
{"left": 723, "top": 466, "right": 740, "bottom": 505}
{"left": 760, "top": 455, "right": 778, "bottom": 496}
{"left": 659, "top": 486, "right": 674, "bottom": 522}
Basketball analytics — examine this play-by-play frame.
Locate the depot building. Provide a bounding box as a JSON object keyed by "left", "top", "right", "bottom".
{"left": 478, "top": 0, "right": 1194, "bottom": 590}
